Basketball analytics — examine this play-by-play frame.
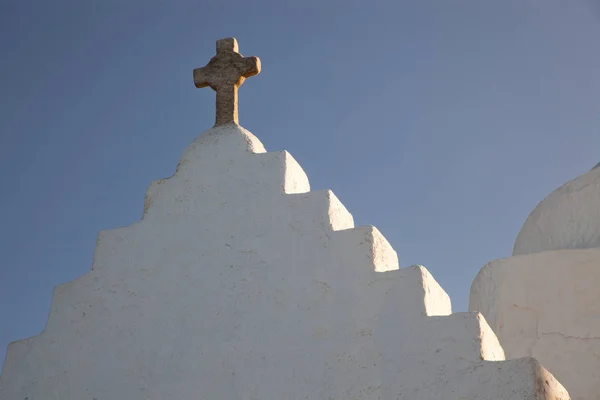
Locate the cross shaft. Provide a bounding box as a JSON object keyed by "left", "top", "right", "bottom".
{"left": 193, "top": 38, "right": 261, "bottom": 126}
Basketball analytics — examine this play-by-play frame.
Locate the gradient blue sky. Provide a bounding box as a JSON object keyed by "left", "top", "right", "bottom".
{"left": 2, "top": 0, "right": 600, "bottom": 368}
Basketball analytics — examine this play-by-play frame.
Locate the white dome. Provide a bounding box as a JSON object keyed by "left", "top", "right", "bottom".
{"left": 513, "top": 164, "right": 600, "bottom": 256}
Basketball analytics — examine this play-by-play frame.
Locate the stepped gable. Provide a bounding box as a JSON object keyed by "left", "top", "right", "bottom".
{"left": 0, "top": 38, "right": 569, "bottom": 400}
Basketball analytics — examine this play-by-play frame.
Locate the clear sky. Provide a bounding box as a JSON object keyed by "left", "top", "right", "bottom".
{"left": 1, "top": 0, "right": 600, "bottom": 369}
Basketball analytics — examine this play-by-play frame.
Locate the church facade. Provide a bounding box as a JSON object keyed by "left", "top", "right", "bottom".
{"left": 2, "top": 38, "right": 592, "bottom": 399}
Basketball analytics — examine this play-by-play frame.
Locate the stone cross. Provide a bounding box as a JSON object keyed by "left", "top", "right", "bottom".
{"left": 193, "top": 38, "right": 261, "bottom": 126}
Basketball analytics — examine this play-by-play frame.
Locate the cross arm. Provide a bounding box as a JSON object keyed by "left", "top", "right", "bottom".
{"left": 193, "top": 66, "right": 212, "bottom": 89}
{"left": 238, "top": 56, "right": 261, "bottom": 79}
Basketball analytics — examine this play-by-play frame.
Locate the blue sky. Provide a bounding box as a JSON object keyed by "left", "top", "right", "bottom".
{"left": 1, "top": 0, "right": 600, "bottom": 368}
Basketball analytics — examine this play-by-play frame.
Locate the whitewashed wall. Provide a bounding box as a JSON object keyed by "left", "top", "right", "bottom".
{"left": 471, "top": 248, "right": 600, "bottom": 400}
{"left": 1, "top": 124, "right": 567, "bottom": 399}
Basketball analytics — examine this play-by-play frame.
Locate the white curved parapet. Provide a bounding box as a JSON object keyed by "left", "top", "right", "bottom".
{"left": 514, "top": 166, "right": 600, "bottom": 256}
{"left": 470, "top": 248, "right": 600, "bottom": 400}
{"left": 1, "top": 124, "right": 568, "bottom": 399}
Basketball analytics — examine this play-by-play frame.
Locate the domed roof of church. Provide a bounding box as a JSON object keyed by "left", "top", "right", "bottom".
{"left": 513, "top": 163, "right": 600, "bottom": 256}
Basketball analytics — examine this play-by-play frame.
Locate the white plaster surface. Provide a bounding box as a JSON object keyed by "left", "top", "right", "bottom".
{"left": 470, "top": 248, "right": 600, "bottom": 400}
{"left": 513, "top": 166, "right": 600, "bottom": 256}
{"left": 1, "top": 124, "right": 568, "bottom": 399}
